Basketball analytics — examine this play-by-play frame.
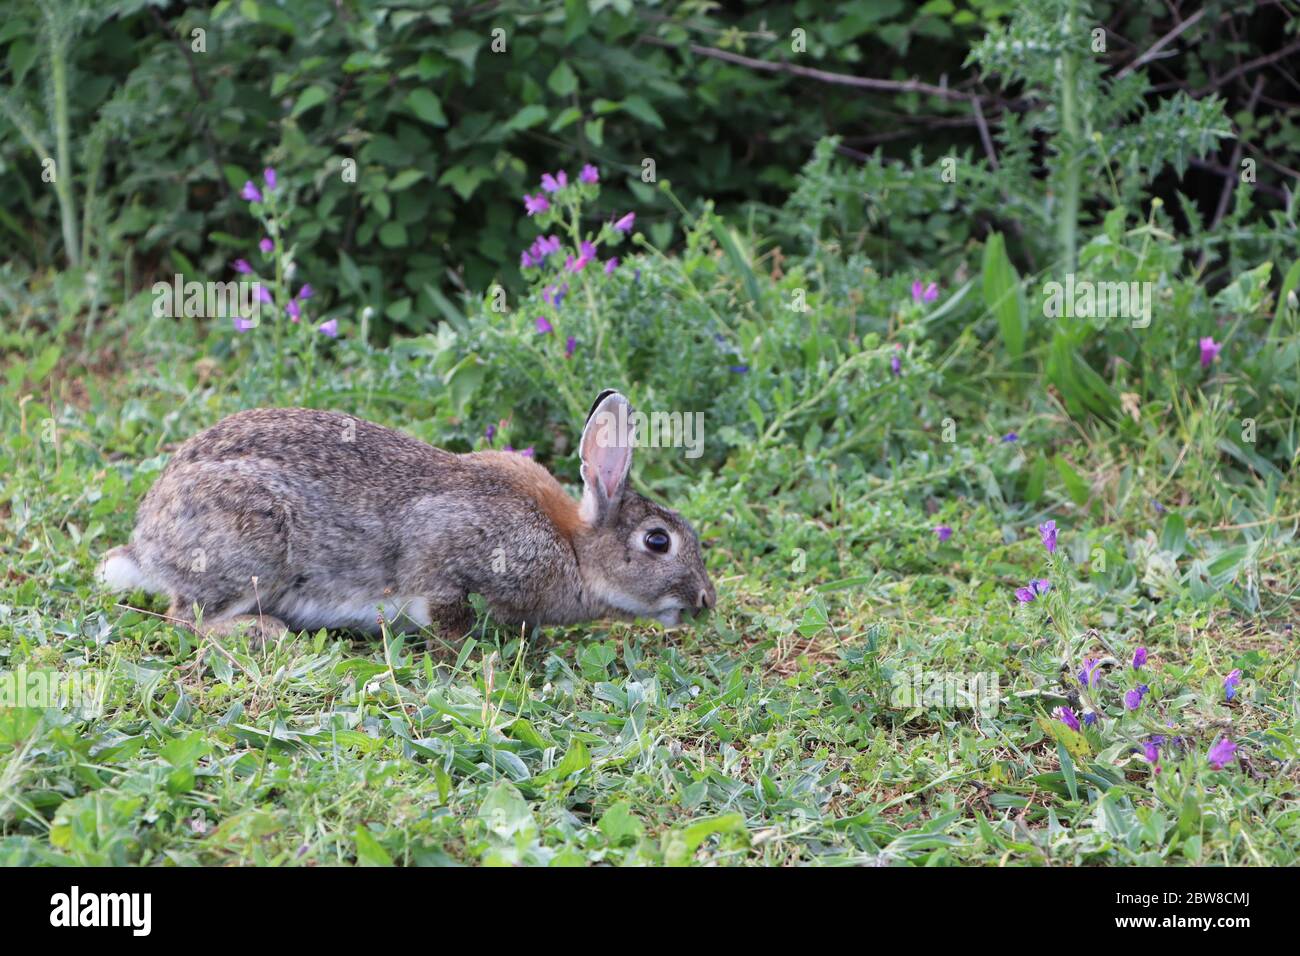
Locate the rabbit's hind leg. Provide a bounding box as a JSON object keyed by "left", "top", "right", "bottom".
{"left": 167, "top": 597, "right": 290, "bottom": 647}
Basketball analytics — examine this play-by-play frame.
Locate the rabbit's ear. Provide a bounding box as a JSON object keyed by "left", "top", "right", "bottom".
{"left": 580, "top": 390, "right": 634, "bottom": 526}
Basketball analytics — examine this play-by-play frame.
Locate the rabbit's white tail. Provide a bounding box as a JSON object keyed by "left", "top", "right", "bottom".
{"left": 97, "top": 545, "right": 154, "bottom": 592}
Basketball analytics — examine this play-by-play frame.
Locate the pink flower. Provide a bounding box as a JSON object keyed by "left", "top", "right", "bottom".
{"left": 911, "top": 281, "right": 938, "bottom": 303}
{"left": 521, "top": 250, "right": 536, "bottom": 269}
{"left": 1199, "top": 336, "right": 1222, "bottom": 368}
{"left": 1206, "top": 737, "right": 1237, "bottom": 770}
{"left": 263, "top": 167, "right": 277, "bottom": 190}
{"left": 613, "top": 212, "right": 635, "bottom": 233}
{"left": 317, "top": 319, "right": 339, "bottom": 338}
{"left": 535, "top": 316, "right": 553, "bottom": 334}
{"left": 233, "top": 259, "right": 253, "bottom": 275}
{"left": 541, "top": 171, "right": 567, "bottom": 193}
{"left": 286, "top": 300, "right": 301, "bottom": 321}
{"left": 523, "top": 193, "right": 549, "bottom": 216}
{"left": 240, "top": 181, "right": 263, "bottom": 203}
{"left": 259, "top": 237, "right": 274, "bottom": 255}
{"left": 297, "top": 284, "right": 314, "bottom": 300}
{"left": 579, "top": 164, "right": 599, "bottom": 184}
{"left": 604, "top": 257, "right": 619, "bottom": 275}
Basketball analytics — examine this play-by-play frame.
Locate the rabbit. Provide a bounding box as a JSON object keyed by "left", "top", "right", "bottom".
{"left": 96, "top": 389, "right": 716, "bottom": 642}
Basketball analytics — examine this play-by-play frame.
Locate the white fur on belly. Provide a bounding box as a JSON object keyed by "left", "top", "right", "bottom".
{"left": 274, "top": 593, "right": 432, "bottom": 634}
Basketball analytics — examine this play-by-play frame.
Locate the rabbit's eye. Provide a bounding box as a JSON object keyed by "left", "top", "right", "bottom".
{"left": 644, "top": 529, "right": 671, "bottom": 554}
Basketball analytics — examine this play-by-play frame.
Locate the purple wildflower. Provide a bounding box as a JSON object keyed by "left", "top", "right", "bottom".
{"left": 523, "top": 193, "right": 549, "bottom": 216}
{"left": 1078, "top": 657, "right": 1101, "bottom": 688}
{"left": 1132, "top": 647, "right": 1148, "bottom": 670}
{"left": 540, "top": 170, "right": 567, "bottom": 193}
{"left": 1015, "top": 586, "right": 1036, "bottom": 604}
{"left": 521, "top": 250, "right": 536, "bottom": 269}
{"left": 604, "top": 257, "right": 619, "bottom": 275}
{"left": 1199, "top": 336, "right": 1221, "bottom": 368}
{"left": 232, "top": 316, "right": 255, "bottom": 333}
{"left": 297, "top": 284, "right": 313, "bottom": 300}
{"left": 1032, "top": 578, "right": 1051, "bottom": 595}
{"left": 519, "top": 447, "right": 534, "bottom": 458}
{"left": 286, "top": 300, "right": 301, "bottom": 321}
{"left": 1001, "top": 432, "right": 1019, "bottom": 443}
{"left": 1055, "top": 706, "right": 1081, "bottom": 732}
{"left": 542, "top": 284, "right": 568, "bottom": 307}
{"left": 911, "top": 281, "right": 938, "bottom": 304}
{"left": 233, "top": 259, "right": 253, "bottom": 275}
{"left": 565, "top": 335, "right": 577, "bottom": 359}
{"left": 256, "top": 285, "right": 272, "bottom": 304}
{"left": 1124, "top": 688, "right": 1144, "bottom": 711}
{"left": 263, "top": 167, "right": 277, "bottom": 191}
{"left": 579, "top": 164, "right": 599, "bottom": 184}
{"left": 485, "top": 423, "right": 496, "bottom": 443}
{"left": 613, "top": 212, "right": 635, "bottom": 233}
{"left": 1141, "top": 739, "right": 1161, "bottom": 770}
{"left": 1038, "top": 519, "right": 1057, "bottom": 554}
{"left": 891, "top": 353, "right": 902, "bottom": 376}
{"left": 535, "top": 315, "right": 553, "bottom": 335}
{"left": 1206, "top": 737, "right": 1237, "bottom": 770}
{"left": 317, "top": 318, "right": 339, "bottom": 338}
{"left": 1224, "top": 668, "right": 1242, "bottom": 701}
{"left": 1082, "top": 711, "right": 1098, "bottom": 726}
{"left": 935, "top": 525, "right": 953, "bottom": 543}
{"left": 240, "top": 181, "right": 263, "bottom": 203}
{"left": 730, "top": 365, "right": 750, "bottom": 374}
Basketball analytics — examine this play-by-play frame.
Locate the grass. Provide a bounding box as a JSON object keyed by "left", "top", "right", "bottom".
{"left": 2, "top": 311, "right": 1297, "bottom": 868}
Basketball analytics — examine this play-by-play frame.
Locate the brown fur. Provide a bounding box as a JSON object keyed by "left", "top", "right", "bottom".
{"left": 468, "top": 451, "right": 584, "bottom": 543}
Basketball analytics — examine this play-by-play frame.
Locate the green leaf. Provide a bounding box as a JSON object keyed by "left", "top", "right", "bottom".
{"left": 354, "top": 825, "right": 393, "bottom": 866}
{"left": 378, "top": 222, "right": 408, "bottom": 248}
{"left": 547, "top": 62, "right": 578, "bottom": 96}
{"left": 622, "top": 95, "right": 665, "bottom": 129}
{"left": 290, "top": 85, "right": 329, "bottom": 118}
{"left": 504, "top": 104, "right": 549, "bottom": 132}
{"left": 405, "top": 88, "right": 447, "bottom": 127}
{"left": 386, "top": 169, "right": 425, "bottom": 192}
{"left": 548, "top": 106, "right": 583, "bottom": 132}
{"left": 598, "top": 801, "right": 645, "bottom": 846}
{"left": 478, "top": 781, "right": 536, "bottom": 840}
{"left": 981, "top": 232, "right": 1026, "bottom": 359}
{"left": 1160, "top": 512, "right": 1187, "bottom": 557}
{"left": 1054, "top": 455, "right": 1089, "bottom": 506}
{"left": 797, "top": 595, "right": 830, "bottom": 637}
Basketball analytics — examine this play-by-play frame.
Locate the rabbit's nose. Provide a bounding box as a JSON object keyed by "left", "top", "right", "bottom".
{"left": 696, "top": 584, "right": 716, "bottom": 612}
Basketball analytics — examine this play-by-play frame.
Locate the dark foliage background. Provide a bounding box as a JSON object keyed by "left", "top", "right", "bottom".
{"left": 1, "top": 0, "right": 1295, "bottom": 337}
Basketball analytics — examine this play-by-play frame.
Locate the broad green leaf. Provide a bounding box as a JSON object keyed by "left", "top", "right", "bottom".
{"left": 981, "top": 232, "right": 1026, "bottom": 359}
